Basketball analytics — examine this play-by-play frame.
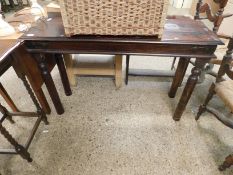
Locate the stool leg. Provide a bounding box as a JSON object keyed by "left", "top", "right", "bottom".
{"left": 20, "top": 76, "right": 48, "bottom": 125}
{"left": 0, "top": 123, "right": 32, "bottom": 162}
{"left": 0, "top": 83, "right": 19, "bottom": 112}
{"left": 0, "top": 103, "right": 14, "bottom": 124}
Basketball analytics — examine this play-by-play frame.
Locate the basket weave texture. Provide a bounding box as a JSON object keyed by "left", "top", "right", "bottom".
{"left": 58, "top": 0, "right": 169, "bottom": 37}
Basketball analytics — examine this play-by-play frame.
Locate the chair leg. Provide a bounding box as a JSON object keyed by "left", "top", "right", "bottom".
{"left": 219, "top": 155, "right": 233, "bottom": 171}
{"left": 55, "top": 54, "right": 72, "bottom": 96}
{"left": 196, "top": 83, "right": 216, "bottom": 120}
{"left": 125, "top": 55, "right": 130, "bottom": 85}
{"left": 115, "top": 55, "right": 122, "bottom": 89}
{"left": 198, "top": 63, "right": 214, "bottom": 84}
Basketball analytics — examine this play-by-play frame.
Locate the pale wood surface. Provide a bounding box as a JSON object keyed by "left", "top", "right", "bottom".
{"left": 114, "top": 55, "right": 123, "bottom": 89}
{"left": 218, "top": 2, "right": 233, "bottom": 36}
{"left": 74, "top": 68, "right": 115, "bottom": 76}
{"left": 65, "top": 54, "right": 123, "bottom": 88}
{"left": 63, "top": 54, "right": 77, "bottom": 86}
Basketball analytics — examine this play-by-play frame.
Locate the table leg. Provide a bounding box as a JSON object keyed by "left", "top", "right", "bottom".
{"left": 63, "top": 54, "right": 77, "bottom": 86}
{"left": 125, "top": 55, "right": 130, "bottom": 85}
{"left": 115, "top": 55, "right": 123, "bottom": 89}
{"left": 173, "top": 59, "right": 206, "bottom": 121}
{"left": 55, "top": 54, "right": 72, "bottom": 96}
{"left": 168, "top": 57, "right": 190, "bottom": 98}
{"left": 34, "top": 88, "right": 51, "bottom": 114}
{"left": 33, "top": 53, "right": 64, "bottom": 115}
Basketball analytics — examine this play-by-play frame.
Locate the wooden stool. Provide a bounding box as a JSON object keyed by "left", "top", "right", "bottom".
{"left": 64, "top": 54, "right": 123, "bottom": 89}
{"left": 0, "top": 41, "right": 49, "bottom": 162}
{"left": 0, "top": 76, "right": 48, "bottom": 162}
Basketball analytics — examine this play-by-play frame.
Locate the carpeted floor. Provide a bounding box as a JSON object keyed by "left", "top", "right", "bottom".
{"left": 1, "top": 3, "right": 233, "bottom": 175}
{"left": 0, "top": 56, "right": 233, "bottom": 175}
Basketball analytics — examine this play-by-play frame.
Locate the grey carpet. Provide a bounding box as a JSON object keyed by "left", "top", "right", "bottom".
{"left": 0, "top": 56, "right": 233, "bottom": 175}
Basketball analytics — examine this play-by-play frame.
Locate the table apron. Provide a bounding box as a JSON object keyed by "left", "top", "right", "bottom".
{"left": 25, "top": 41, "right": 217, "bottom": 58}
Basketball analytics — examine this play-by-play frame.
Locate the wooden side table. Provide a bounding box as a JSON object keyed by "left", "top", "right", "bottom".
{"left": 21, "top": 13, "right": 223, "bottom": 120}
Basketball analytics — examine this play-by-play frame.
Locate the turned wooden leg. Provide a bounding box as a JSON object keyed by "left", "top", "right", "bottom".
{"left": 196, "top": 83, "right": 215, "bottom": 120}
{"left": 63, "top": 54, "right": 77, "bottom": 86}
{"left": 20, "top": 76, "right": 49, "bottom": 125}
{"left": 0, "top": 83, "right": 19, "bottom": 112}
{"left": 55, "top": 54, "right": 72, "bottom": 96}
{"left": 125, "top": 55, "right": 130, "bottom": 85}
{"left": 0, "top": 83, "right": 16, "bottom": 123}
{"left": 0, "top": 123, "right": 32, "bottom": 162}
{"left": 173, "top": 59, "right": 206, "bottom": 121}
{"left": 219, "top": 155, "right": 233, "bottom": 171}
{"left": 33, "top": 53, "right": 64, "bottom": 115}
{"left": 115, "top": 55, "right": 122, "bottom": 89}
{"left": 169, "top": 57, "right": 190, "bottom": 98}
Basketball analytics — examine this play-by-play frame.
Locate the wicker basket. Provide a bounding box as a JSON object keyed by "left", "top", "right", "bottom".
{"left": 58, "top": 0, "right": 169, "bottom": 37}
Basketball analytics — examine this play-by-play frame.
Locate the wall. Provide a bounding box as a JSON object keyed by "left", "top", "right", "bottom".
{"left": 170, "top": 0, "right": 193, "bottom": 8}
{"left": 218, "top": 0, "right": 233, "bottom": 36}
{"left": 190, "top": 0, "right": 219, "bottom": 16}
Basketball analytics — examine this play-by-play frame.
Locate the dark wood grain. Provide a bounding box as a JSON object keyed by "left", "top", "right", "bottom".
{"left": 55, "top": 54, "right": 72, "bottom": 96}
{"left": 32, "top": 53, "right": 64, "bottom": 115}
{"left": 20, "top": 12, "right": 223, "bottom": 121}
{"left": 0, "top": 41, "right": 48, "bottom": 162}
{"left": 168, "top": 57, "right": 191, "bottom": 98}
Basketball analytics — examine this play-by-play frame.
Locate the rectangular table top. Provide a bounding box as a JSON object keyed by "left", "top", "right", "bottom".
{"left": 20, "top": 13, "right": 223, "bottom": 46}
{"left": 0, "top": 40, "right": 21, "bottom": 76}
{"left": 0, "top": 40, "right": 20, "bottom": 61}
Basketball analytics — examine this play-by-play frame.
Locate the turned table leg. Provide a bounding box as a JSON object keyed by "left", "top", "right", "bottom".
{"left": 173, "top": 59, "right": 206, "bottom": 121}
{"left": 33, "top": 53, "right": 64, "bottom": 115}
{"left": 169, "top": 57, "right": 190, "bottom": 98}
